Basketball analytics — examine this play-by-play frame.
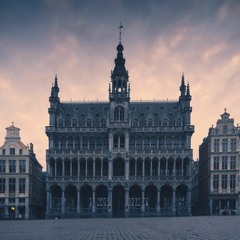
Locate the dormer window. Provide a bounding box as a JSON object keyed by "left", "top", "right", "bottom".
{"left": 72, "top": 119, "right": 77, "bottom": 127}
{"left": 133, "top": 119, "right": 138, "bottom": 127}
{"left": 114, "top": 106, "right": 124, "bottom": 121}
{"left": 223, "top": 125, "right": 227, "bottom": 134}
{"left": 59, "top": 119, "right": 63, "bottom": 128}
{"left": 10, "top": 148, "right": 15, "bottom": 155}
{"left": 101, "top": 119, "right": 106, "bottom": 128}
{"left": 162, "top": 119, "right": 168, "bottom": 127}
{"left": 87, "top": 119, "right": 92, "bottom": 127}
{"left": 148, "top": 119, "right": 153, "bottom": 127}
{"left": 175, "top": 119, "right": 181, "bottom": 127}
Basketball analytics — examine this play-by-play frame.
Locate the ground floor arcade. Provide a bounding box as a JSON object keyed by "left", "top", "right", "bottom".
{"left": 46, "top": 183, "right": 191, "bottom": 218}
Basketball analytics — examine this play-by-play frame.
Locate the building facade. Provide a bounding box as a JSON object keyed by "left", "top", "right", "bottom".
{"left": 0, "top": 124, "right": 44, "bottom": 219}
{"left": 199, "top": 110, "right": 240, "bottom": 215}
{"left": 46, "top": 38, "right": 194, "bottom": 218}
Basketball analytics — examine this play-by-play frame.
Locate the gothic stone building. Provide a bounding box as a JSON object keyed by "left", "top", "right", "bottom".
{"left": 46, "top": 39, "right": 194, "bottom": 218}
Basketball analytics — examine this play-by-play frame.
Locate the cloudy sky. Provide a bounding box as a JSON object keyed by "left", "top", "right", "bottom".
{"left": 0, "top": 0, "right": 240, "bottom": 169}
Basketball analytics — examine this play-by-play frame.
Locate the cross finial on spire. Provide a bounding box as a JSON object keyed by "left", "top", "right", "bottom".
{"left": 118, "top": 22, "right": 123, "bottom": 43}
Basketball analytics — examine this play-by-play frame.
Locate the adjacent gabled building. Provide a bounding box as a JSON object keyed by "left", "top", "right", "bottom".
{"left": 199, "top": 110, "right": 240, "bottom": 215}
{"left": 0, "top": 124, "right": 44, "bottom": 219}
{"left": 46, "top": 36, "right": 194, "bottom": 218}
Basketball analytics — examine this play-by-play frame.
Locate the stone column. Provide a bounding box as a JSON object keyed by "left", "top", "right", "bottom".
{"left": 55, "top": 160, "right": 57, "bottom": 177}
{"left": 209, "top": 197, "right": 213, "bottom": 215}
{"left": 125, "top": 131, "right": 129, "bottom": 151}
{"left": 150, "top": 159, "right": 153, "bottom": 177}
{"left": 166, "top": 159, "right": 168, "bottom": 176}
{"left": 77, "top": 190, "right": 80, "bottom": 214}
{"left": 187, "top": 190, "right": 191, "bottom": 215}
{"left": 157, "top": 160, "right": 160, "bottom": 179}
{"left": 172, "top": 190, "right": 176, "bottom": 216}
{"left": 92, "top": 190, "right": 95, "bottom": 214}
{"left": 143, "top": 160, "right": 145, "bottom": 179}
{"left": 70, "top": 159, "right": 72, "bottom": 177}
{"left": 181, "top": 160, "right": 184, "bottom": 176}
{"left": 101, "top": 159, "right": 103, "bottom": 177}
{"left": 125, "top": 158, "right": 129, "bottom": 180}
{"left": 135, "top": 160, "right": 137, "bottom": 177}
{"left": 61, "top": 190, "right": 65, "bottom": 215}
{"left": 62, "top": 160, "right": 65, "bottom": 177}
{"left": 15, "top": 198, "right": 19, "bottom": 219}
{"left": 25, "top": 197, "right": 29, "bottom": 220}
{"left": 108, "top": 189, "right": 112, "bottom": 216}
{"left": 93, "top": 158, "right": 96, "bottom": 178}
{"left": 125, "top": 189, "right": 129, "bottom": 217}
{"left": 109, "top": 159, "right": 112, "bottom": 180}
{"left": 141, "top": 190, "right": 145, "bottom": 214}
{"left": 46, "top": 190, "right": 50, "bottom": 216}
{"left": 86, "top": 160, "right": 88, "bottom": 178}
{"left": 157, "top": 189, "right": 160, "bottom": 213}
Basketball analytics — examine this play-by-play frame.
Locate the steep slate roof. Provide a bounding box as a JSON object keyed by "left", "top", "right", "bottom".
{"left": 58, "top": 100, "right": 181, "bottom": 127}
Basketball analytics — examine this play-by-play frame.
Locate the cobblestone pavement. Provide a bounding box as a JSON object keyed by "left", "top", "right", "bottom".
{"left": 0, "top": 216, "right": 240, "bottom": 240}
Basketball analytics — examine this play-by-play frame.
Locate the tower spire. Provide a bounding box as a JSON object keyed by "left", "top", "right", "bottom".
{"left": 54, "top": 74, "right": 58, "bottom": 88}
{"left": 180, "top": 73, "right": 186, "bottom": 97}
{"left": 118, "top": 22, "right": 123, "bottom": 43}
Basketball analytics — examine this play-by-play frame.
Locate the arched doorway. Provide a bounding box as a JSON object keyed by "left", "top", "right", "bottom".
{"left": 129, "top": 185, "right": 142, "bottom": 216}
{"left": 80, "top": 185, "right": 93, "bottom": 214}
{"left": 176, "top": 184, "right": 188, "bottom": 216}
{"left": 50, "top": 185, "right": 62, "bottom": 216}
{"left": 95, "top": 185, "right": 108, "bottom": 216}
{"left": 145, "top": 185, "right": 157, "bottom": 214}
{"left": 112, "top": 185, "right": 125, "bottom": 217}
{"left": 113, "top": 158, "right": 125, "bottom": 176}
{"left": 160, "top": 184, "right": 173, "bottom": 215}
{"left": 65, "top": 185, "right": 77, "bottom": 215}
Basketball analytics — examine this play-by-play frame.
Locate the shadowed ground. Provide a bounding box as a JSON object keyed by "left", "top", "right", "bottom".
{"left": 0, "top": 216, "right": 239, "bottom": 240}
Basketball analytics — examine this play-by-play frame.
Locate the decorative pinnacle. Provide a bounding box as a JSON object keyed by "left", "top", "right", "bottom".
{"left": 224, "top": 108, "right": 227, "bottom": 113}
{"left": 119, "top": 22, "right": 123, "bottom": 43}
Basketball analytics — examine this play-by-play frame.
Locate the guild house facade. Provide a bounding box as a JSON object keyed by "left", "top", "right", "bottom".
{"left": 0, "top": 124, "right": 44, "bottom": 220}
{"left": 199, "top": 110, "right": 240, "bottom": 215}
{"left": 45, "top": 35, "right": 194, "bottom": 218}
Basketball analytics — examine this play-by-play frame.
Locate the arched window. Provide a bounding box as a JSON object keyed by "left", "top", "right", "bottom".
{"left": 151, "top": 137, "right": 157, "bottom": 149}
{"left": 136, "top": 137, "right": 142, "bottom": 149}
{"left": 120, "top": 134, "right": 125, "bottom": 148}
{"left": 130, "top": 137, "right": 135, "bottom": 150}
{"left": 114, "top": 106, "right": 124, "bottom": 121}
{"left": 67, "top": 137, "right": 73, "bottom": 149}
{"left": 144, "top": 137, "right": 150, "bottom": 149}
{"left": 82, "top": 137, "right": 88, "bottom": 149}
{"left": 113, "top": 134, "right": 118, "bottom": 148}
{"left": 166, "top": 137, "right": 172, "bottom": 149}
{"left": 60, "top": 137, "right": 66, "bottom": 149}
{"left": 113, "top": 133, "right": 125, "bottom": 148}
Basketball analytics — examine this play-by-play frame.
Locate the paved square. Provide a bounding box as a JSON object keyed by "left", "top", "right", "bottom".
{"left": 0, "top": 216, "right": 240, "bottom": 240}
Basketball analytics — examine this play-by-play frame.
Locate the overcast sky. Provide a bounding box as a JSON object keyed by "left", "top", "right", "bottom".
{"left": 0, "top": 0, "right": 240, "bottom": 169}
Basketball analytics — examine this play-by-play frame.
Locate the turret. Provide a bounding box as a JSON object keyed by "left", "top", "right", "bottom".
{"left": 179, "top": 74, "right": 192, "bottom": 126}
{"left": 180, "top": 73, "right": 186, "bottom": 97}
{"left": 48, "top": 75, "right": 60, "bottom": 126}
